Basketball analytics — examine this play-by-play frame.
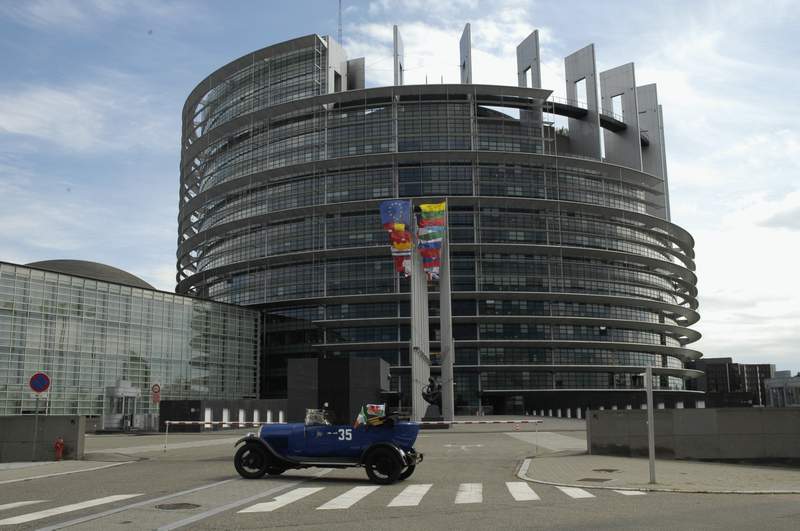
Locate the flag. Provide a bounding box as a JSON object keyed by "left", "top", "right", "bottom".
{"left": 380, "top": 200, "right": 412, "bottom": 229}
{"left": 381, "top": 200, "right": 414, "bottom": 277}
{"left": 416, "top": 202, "right": 447, "bottom": 281}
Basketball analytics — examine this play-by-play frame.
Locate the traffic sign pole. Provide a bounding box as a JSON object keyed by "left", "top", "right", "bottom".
{"left": 32, "top": 396, "right": 39, "bottom": 461}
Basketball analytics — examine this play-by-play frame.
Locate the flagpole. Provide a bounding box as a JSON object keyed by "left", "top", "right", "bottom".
{"left": 409, "top": 202, "right": 430, "bottom": 422}
{"left": 439, "top": 198, "right": 455, "bottom": 421}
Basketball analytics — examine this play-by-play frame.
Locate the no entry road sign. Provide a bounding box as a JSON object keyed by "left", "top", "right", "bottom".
{"left": 29, "top": 372, "right": 50, "bottom": 394}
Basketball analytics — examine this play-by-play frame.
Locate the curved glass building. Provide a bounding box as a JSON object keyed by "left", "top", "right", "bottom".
{"left": 177, "top": 31, "right": 702, "bottom": 414}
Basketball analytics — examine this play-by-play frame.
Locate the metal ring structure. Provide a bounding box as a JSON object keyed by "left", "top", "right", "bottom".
{"left": 177, "top": 35, "right": 702, "bottom": 412}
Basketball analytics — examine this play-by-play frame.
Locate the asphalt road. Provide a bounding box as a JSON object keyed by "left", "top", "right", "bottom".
{"left": 0, "top": 421, "right": 798, "bottom": 530}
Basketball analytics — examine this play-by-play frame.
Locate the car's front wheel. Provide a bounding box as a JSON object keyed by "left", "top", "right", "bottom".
{"left": 398, "top": 465, "right": 415, "bottom": 480}
{"left": 364, "top": 447, "right": 402, "bottom": 484}
{"left": 234, "top": 443, "right": 269, "bottom": 479}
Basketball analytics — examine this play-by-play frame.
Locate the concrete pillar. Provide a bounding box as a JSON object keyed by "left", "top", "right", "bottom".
{"left": 566, "top": 408, "right": 572, "bottom": 418}
{"left": 548, "top": 409, "right": 553, "bottom": 417}
{"left": 675, "top": 401, "right": 684, "bottom": 409}
{"left": 625, "top": 405, "right": 632, "bottom": 410}
{"left": 265, "top": 410, "right": 272, "bottom": 423}
{"left": 222, "top": 408, "right": 230, "bottom": 428}
{"left": 279, "top": 410, "right": 285, "bottom": 423}
{"left": 611, "top": 405, "right": 618, "bottom": 410}
{"left": 640, "top": 404, "right": 647, "bottom": 410}
{"left": 657, "top": 402, "right": 665, "bottom": 410}
{"left": 204, "top": 407, "right": 212, "bottom": 429}
{"left": 557, "top": 408, "right": 562, "bottom": 418}
{"left": 599, "top": 405, "right": 605, "bottom": 410}
{"left": 254, "top": 410, "right": 261, "bottom": 423}
{"left": 576, "top": 408, "right": 582, "bottom": 420}
{"left": 238, "top": 408, "right": 245, "bottom": 427}
{"left": 696, "top": 400, "right": 706, "bottom": 409}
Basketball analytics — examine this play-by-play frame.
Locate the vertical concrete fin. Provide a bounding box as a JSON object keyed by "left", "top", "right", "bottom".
{"left": 516, "top": 30, "right": 541, "bottom": 88}
{"left": 347, "top": 57, "right": 365, "bottom": 90}
{"left": 460, "top": 23, "right": 473, "bottom": 84}
{"left": 393, "top": 25, "right": 405, "bottom": 86}
{"left": 564, "top": 44, "right": 601, "bottom": 158}
{"left": 324, "top": 35, "right": 349, "bottom": 94}
{"left": 637, "top": 83, "right": 669, "bottom": 218}
{"left": 600, "top": 62, "right": 642, "bottom": 170}
{"left": 658, "top": 104, "right": 671, "bottom": 220}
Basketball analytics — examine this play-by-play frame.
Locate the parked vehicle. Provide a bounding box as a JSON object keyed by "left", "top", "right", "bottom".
{"left": 233, "top": 410, "right": 423, "bottom": 484}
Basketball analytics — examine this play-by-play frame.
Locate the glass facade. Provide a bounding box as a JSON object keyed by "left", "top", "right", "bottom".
{"left": 0, "top": 263, "right": 259, "bottom": 424}
{"left": 178, "top": 35, "right": 701, "bottom": 413}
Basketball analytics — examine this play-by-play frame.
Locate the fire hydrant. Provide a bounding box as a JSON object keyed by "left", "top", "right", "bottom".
{"left": 54, "top": 437, "right": 65, "bottom": 461}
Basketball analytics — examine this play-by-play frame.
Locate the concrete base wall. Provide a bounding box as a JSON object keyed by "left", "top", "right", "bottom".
{"left": 0, "top": 415, "right": 85, "bottom": 462}
{"left": 588, "top": 408, "right": 800, "bottom": 459}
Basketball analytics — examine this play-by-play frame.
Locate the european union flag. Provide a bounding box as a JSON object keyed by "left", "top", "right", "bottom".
{"left": 380, "top": 199, "right": 412, "bottom": 229}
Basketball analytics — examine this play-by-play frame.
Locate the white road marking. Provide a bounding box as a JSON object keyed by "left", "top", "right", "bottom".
{"left": 518, "top": 458, "right": 531, "bottom": 477}
{"left": 0, "top": 501, "right": 45, "bottom": 511}
{"left": 0, "top": 461, "right": 133, "bottom": 486}
{"left": 37, "top": 479, "right": 237, "bottom": 531}
{"left": 316, "top": 486, "right": 381, "bottom": 510}
{"left": 387, "top": 484, "right": 433, "bottom": 507}
{"left": 454, "top": 483, "right": 483, "bottom": 504}
{"left": 614, "top": 490, "right": 647, "bottom": 496}
{"left": 239, "top": 487, "right": 325, "bottom": 513}
{"left": 555, "top": 486, "right": 595, "bottom": 499}
{"left": 157, "top": 469, "right": 331, "bottom": 530}
{"left": 506, "top": 482, "right": 540, "bottom": 501}
{"left": 505, "top": 432, "right": 586, "bottom": 452}
{"left": 0, "top": 495, "right": 141, "bottom": 526}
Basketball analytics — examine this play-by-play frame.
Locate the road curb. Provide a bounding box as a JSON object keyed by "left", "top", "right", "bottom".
{"left": 515, "top": 457, "right": 800, "bottom": 495}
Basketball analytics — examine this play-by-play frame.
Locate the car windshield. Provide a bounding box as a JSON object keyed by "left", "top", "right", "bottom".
{"left": 304, "top": 408, "right": 332, "bottom": 426}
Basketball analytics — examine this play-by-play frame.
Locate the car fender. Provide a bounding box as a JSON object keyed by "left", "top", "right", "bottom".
{"left": 234, "top": 434, "right": 298, "bottom": 467}
{"left": 360, "top": 442, "right": 408, "bottom": 466}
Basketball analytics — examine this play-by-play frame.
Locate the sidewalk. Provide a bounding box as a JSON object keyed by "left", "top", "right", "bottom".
{"left": 519, "top": 453, "right": 800, "bottom": 494}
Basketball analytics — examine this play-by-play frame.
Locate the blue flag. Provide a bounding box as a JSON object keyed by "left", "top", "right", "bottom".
{"left": 380, "top": 199, "right": 412, "bottom": 229}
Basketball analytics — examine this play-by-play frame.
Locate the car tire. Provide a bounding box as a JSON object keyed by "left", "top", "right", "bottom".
{"left": 398, "top": 465, "right": 415, "bottom": 480}
{"left": 234, "top": 443, "right": 269, "bottom": 479}
{"left": 364, "top": 447, "right": 402, "bottom": 485}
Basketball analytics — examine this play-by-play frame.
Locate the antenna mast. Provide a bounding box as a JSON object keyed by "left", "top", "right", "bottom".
{"left": 338, "top": 0, "right": 342, "bottom": 43}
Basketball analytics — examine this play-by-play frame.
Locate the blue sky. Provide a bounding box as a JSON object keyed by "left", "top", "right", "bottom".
{"left": 1, "top": 0, "right": 798, "bottom": 373}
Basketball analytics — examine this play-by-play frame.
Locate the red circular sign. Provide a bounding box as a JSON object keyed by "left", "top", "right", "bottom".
{"left": 29, "top": 372, "right": 50, "bottom": 393}
{"left": 151, "top": 384, "right": 161, "bottom": 394}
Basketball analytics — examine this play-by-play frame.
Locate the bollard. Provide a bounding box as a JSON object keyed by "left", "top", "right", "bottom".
{"left": 611, "top": 405, "right": 618, "bottom": 410}
{"left": 599, "top": 405, "right": 605, "bottom": 410}
{"left": 238, "top": 409, "right": 245, "bottom": 427}
{"left": 566, "top": 408, "right": 572, "bottom": 419}
{"left": 254, "top": 410, "right": 260, "bottom": 424}
{"left": 548, "top": 409, "right": 552, "bottom": 417}
{"left": 279, "top": 410, "right": 285, "bottom": 423}
{"left": 676, "top": 401, "right": 684, "bottom": 409}
{"left": 641, "top": 404, "right": 647, "bottom": 410}
{"left": 657, "top": 402, "right": 665, "bottom": 410}
{"left": 626, "top": 404, "right": 632, "bottom": 410}
{"left": 696, "top": 400, "right": 706, "bottom": 409}
{"left": 576, "top": 408, "right": 582, "bottom": 420}
{"left": 557, "top": 408, "right": 562, "bottom": 418}
{"left": 266, "top": 410, "right": 272, "bottom": 423}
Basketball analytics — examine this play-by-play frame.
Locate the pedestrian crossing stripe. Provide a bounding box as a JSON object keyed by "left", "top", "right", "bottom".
{"left": 0, "top": 495, "right": 142, "bottom": 526}
{"left": 2, "top": 484, "right": 647, "bottom": 522}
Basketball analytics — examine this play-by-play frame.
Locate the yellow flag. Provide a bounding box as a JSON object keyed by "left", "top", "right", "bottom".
{"left": 419, "top": 202, "right": 445, "bottom": 213}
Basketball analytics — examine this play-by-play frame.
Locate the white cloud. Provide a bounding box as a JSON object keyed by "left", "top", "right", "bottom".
{"left": 0, "top": 72, "right": 176, "bottom": 153}
{"left": 0, "top": 0, "right": 204, "bottom": 30}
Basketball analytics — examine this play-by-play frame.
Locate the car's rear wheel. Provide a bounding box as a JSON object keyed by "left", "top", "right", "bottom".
{"left": 398, "top": 465, "right": 415, "bottom": 480}
{"left": 234, "top": 443, "right": 269, "bottom": 479}
{"left": 364, "top": 447, "right": 402, "bottom": 484}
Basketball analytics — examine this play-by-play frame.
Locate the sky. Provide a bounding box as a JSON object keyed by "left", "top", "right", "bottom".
{"left": 0, "top": 0, "right": 798, "bottom": 373}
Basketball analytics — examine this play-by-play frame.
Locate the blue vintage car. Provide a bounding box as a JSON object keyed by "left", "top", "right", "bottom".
{"left": 233, "top": 412, "right": 423, "bottom": 484}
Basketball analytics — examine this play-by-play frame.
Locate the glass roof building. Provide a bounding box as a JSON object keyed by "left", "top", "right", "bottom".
{"left": 0, "top": 261, "right": 259, "bottom": 429}
{"left": 177, "top": 29, "right": 702, "bottom": 414}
